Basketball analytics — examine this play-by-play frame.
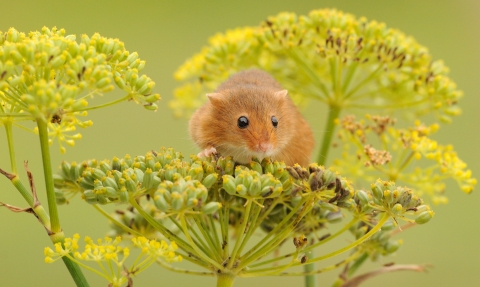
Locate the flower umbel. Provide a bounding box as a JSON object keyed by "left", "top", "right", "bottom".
{"left": 53, "top": 147, "right": 434, "bottom": 281}
{"left": 172, "top": 9, "right": 462, "bottom": 124}
{"left": 334, "top": 115, "right": 476, "bottom": 204}
{"left": 0, "top": 27, "right": 160, "bottom": 152}
{"left": 44, "top": 234, "right": 181, "bottom": 287}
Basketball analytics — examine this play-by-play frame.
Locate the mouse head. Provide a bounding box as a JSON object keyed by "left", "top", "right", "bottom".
{"left": 205, "top": 87, "right": 294, "bottom": 163}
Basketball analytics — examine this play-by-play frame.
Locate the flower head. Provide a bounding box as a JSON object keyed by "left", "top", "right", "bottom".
{"left": 334, "top": 115, "right": 476, "bottom": 204}
{"left": 172, "top": 9, "right": 462, "bottom": 124}
{"left": 0, "top": 27, "right": 160, "bottom": 152}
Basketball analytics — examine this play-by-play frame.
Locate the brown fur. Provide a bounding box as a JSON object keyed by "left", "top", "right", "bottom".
{"left": 189, "top": 70, "right": 315, "bottom": 166}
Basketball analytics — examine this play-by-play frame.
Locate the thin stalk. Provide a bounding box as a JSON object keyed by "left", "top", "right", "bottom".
{"left": 180, "top": 215, "right": 224, "bottom": 270}
{"left": 344, "top": 64, "right": 383, "bottom": 100}
{"left": 227, "top": 200, "right": 253, "bottom": 269}
{"left": 4, "top": 120, "right": 17, "bottom": 174}
{"left": 306, "top": 213, "right": 389, "bottom": 264}
{"left": 316, "top": 104, "right": 342, "bottom": 165}
{"left": 92, "top": 205, "right": 142, "bottom": 236}
{"left": 192, "top": 215, "right": 222, "bottom": 261}
{"left": 156, "top": 259, "right": 215, "bottom": 276}
{"left": 36, "top": 118, "right": 61, "bottom": 233}
{"left": 250, "top": 217, "right": 358, "bottom": 268}
{"left": 235, "top": 201, "right": 262, "bottom": 257}
{"left": 128, "top": 198, "right": 197, "bottom": 257}
{"left": 239, "top": 196, "right": 309, "bottom": 262}
{"left": 288, "top": 50, "right": 330, "bottom": 99}
{"left": 75, "top": 94, "right": 132, "bottom": 112}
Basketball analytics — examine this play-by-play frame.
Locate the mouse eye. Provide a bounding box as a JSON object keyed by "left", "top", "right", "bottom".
{"left": 237, "top": 116, "right": 249, "bottom": 129}
{"left": 271, "top": 116, "right": 278, "bottom": 128}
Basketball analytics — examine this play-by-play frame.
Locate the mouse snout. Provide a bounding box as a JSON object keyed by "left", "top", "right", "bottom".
{"left": 257, "top": 142, "right": 273, "bottom": 153}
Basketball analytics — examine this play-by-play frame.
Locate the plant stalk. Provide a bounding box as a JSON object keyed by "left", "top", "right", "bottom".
{"left": 36, "top": 119, "right": 90, "bottom": 286}
{"left": 316, "top": 104, "right": 342, "bottom": 165}
{"left": 217, "top": 273, "right": 235, "bottom": 287}
{"left": 36, "top": 119, "right": 61, "bottom": 233}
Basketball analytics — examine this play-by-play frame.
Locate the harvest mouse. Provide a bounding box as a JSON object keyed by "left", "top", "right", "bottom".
{"left": 189, "top": 69, "right": 314, "bottom": 167}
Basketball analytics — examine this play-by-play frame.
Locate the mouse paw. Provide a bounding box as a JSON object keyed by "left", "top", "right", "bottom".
{"left": 198, "top": 147, "right": 217, "bottom": 158}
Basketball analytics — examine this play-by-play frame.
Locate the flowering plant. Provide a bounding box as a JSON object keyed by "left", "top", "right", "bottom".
{"left": 0, "top": 8, "right": 475, "bottom": 287}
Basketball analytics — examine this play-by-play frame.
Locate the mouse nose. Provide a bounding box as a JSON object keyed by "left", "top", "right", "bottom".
{"left": 257, "top": 142, "right": 273, "bottom": 153}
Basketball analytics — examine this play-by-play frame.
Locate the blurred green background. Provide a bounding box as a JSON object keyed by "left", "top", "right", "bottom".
{"left": 1, "top": 0, "right": 479, "bottom": 286}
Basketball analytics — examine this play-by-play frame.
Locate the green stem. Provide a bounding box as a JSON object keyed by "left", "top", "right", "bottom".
{"left": 4, "top": 120, "right": 17, "bottom": 174}
{"left": 75, "top": 94, "right": 132, "bottom": 112}
{"left": 227, "top": 200, "right": 252, "bottom": 269}
{"left": 216, "top": 273, "right": 235, "bottom": 287}
{"left": 304, "top": 236, "right": 315, "bottom": 287}
{"left": 36, "top": 118, "right": 61, "bottom": 233}
{"left": 92, "top": 205, "right": 142, "bottom": 236}
{"left": 316, "top": 104, "right": 342, "bottom": 165}
{"left": 60, "top": 256, "right": 92, "bottom": 286}
{"left": 307, "top": 213, "right": 389, "bottom": 264}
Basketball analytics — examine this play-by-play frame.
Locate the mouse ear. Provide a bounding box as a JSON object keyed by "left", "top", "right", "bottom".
{"left": 274, "top": 90, "right": 289, "bottom": 99}
{"left": 206, "top": 93, "right": 225, "bottom": 107}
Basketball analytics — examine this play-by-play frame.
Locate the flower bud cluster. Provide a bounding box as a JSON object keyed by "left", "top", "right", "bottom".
{"left": 172, "top": 9, "right": 462, "bottom": 124}
{"left": 0, "top": 27, "right": 159, "bottom": 152}
{"left": 334, "top": 115, "right": 476, "bottom": 204}
{"left": 368, "top": 179, "right": 434, "bottom": 224}
{"left": 221, "top": 159, "right": 293, "bottom": 199}
{"left": 54, "top": 148, "right": 225, "bottom": 217}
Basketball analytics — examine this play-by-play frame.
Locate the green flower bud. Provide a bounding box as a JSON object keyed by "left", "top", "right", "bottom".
{"left": 391, "top": 203, "right": 403, "bottom": 215}
{"left": 55, "top": 188, "right": 67, "bottom": 205}
{"left": 202, "top": 173, "right": 218, "bottom": 189}
{"left": 385, "top": 240, "right": 403, "bottom": 254}
{"left": 371, "top": 182, "right": 384, "bottom": 200}
{"left": 187, "top": 197, "right": 199, "bottom": 208}
{"left": 188, "top": 166, "right": 204, "bottom": 181}
{"left": 236, "top": 184, "right": 247, "bottom": 196}
{"left": 381, "top": 220, "right": 396, "bottom": 231}
{"left": 104, "top": 187, "right": 118, "bottom": 198}
{"left": 102, "top": 176, "right": 118, "bottom": 189}
{"left": 154, "top": 194, "right": 170, "bottom": 212}
{"left": 92, "top": 168, "right": 106, "bottom": 180}
{"left": 125, "top": 178, "right": 137, "bottom": 193}
{"left": 249, "top": 161, "right": 263, "bottom": 174}
{"left": 78, "top": 177, "right": 94, "bottom": 189}
{"left": 83, "top": 189, "right": 96, "bottom": 203}
{"left": 384, "top": 189, "right": 394, "bottom": 204}
{"left": 99, "top": 161, "right": 112, "bottom": 173}
{"left": 415, "top": 210, "right": 434, "bottom": 224}
{"left": 61, "top": 161, "right": 71, "bottom": 179}
{"left": 119, "top": 188, "right": 129, "bottom": 203}
{"left": 112, "top": 157, "right": 121, "bottom": 171}
{"left": 355, "top": 190, "right": 370, "bottom": 205}
{"left": 249, "top": 178, "right": 262, "bottom": 196}
{"left": 224, "top": 157, "right": 235, "bottom": 175}
{"left": 157, "top": 188, "right": 171, "bottom": 201}
{"left": 171, "top": 192, "right": 184, "bottom": 210}
{"left": 134, "top": 168, "right": 144, "bottom": 182}
{"left": 322, "top": 169, "right": 336, "bottom": 187}
{"left": 140, "top": 168, "right": 152, "bottom": 190}
{"left": 203, "top": 202, "right": 222, "bottom": 214}
{"left": 144, "top": 93, "right": 160, "bottom": 103}
{"left": 263, "top": 158, "right": 274, "bottom": 174}
{"left": 261, "top": 186, "right": 273, "bottom": 197}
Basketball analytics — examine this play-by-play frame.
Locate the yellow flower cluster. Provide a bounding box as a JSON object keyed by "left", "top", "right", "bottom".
{"left": 44, "top": 234, "right": 181, "bottom": 287}
{"left": 334, "top": 116, "right": 475, "bottom": 204}
{"left": 0, "top": 27, "right": 159, "bottom": 153}
{"left": 172, "top": 9, "right": 462, "bottom": 124}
